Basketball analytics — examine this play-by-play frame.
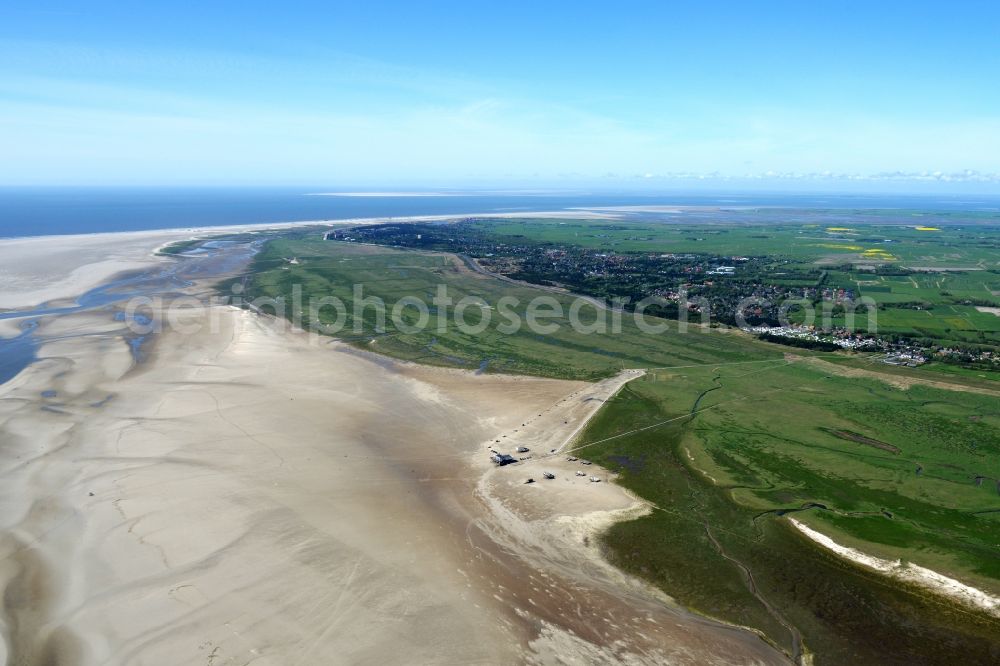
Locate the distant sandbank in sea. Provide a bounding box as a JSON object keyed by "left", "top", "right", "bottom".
{"left": 0, "top": 212, "right": 623, "bottom": 311}
{"left": 4, "top": 188, "right": 1000, "bottom": 238}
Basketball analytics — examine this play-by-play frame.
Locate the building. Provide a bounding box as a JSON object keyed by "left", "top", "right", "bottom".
{"left": 491, "top": 453, "right": 517, "bottom": 466}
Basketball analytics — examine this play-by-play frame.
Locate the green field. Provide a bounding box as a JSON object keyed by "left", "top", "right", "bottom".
{"left": 788, "top": 300, "right": 1000, "bottom": 346}
{"left": 467, "top": 217, "right": 1000, "bottom": 268}
{"left": 807, "top": 269, "right": 1000, "bottom": 346}
{"left": 233, "top": 237, "right": 779, "bottom": 380}
{"left": 576, "top": 363, "right": 1000, "bottom": 663}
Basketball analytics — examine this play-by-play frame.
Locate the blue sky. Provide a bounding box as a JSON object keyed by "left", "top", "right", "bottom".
{"left": 2, "top": 1, "right": 999, "bottom": 189}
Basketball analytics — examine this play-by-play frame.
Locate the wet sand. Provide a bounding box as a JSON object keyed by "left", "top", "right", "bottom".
{"left": 0, "top": 210, "right": 617, "bottom": 312}
{"left": 0, "top": 234, "right": 788, "bottom": 665}
{"left": 0, "top": 224, "right": 326, "bottom": 311}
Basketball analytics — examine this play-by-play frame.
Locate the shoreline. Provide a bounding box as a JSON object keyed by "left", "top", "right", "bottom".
{"left": 0, "top": 208, "right": 621, "bottom": 244}
{"left": 5, "top": 217, "right": 996, "bottom": 662}
{"left": 0, "top": 235, "right": 787, "bottom": 664}
{"left": 0, "top": 210, "right": 615, "bottom": 312}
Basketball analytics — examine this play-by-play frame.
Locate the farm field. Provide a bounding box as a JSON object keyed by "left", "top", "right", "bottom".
{"left": 467, "top": 216, "right": 1000, "bottom": 268}
{"left": 788, "top": 300, "right": 1000, "bottom": 345}
{"left": 785, "top": 263, "right": 1000, "bottom": 347}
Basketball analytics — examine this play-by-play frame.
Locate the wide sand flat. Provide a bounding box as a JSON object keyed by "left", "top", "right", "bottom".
{"left": 0, "top": 305, "right": 786, "bottom": 665}
{"left": 0, "top": 210, "right": 622, "bottom": 312}
{"left": 0, "top": 231, "right": 178, "bottom": 310}
{"left": 0, "top": 231, "right": 787, "bottom": 665}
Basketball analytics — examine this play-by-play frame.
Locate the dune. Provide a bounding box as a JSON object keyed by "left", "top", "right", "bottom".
{"left": 790, "top": 519, "right": 1000, "bottom": 618}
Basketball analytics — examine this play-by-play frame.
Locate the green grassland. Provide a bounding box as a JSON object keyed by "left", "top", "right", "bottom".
{"left": 466, "top": 217, "right": 1000, "bottom": 268}
{"left": 921, "top": 361, "right": 1000, "bottom": 382}
{"left": 233, "top": 227, "right": 1000, "bottom": 664}
{"left": 818, "top": 353, "right": 1000, "bottom": 388}
{"left": 851, "top": 271, "right": 1000, "bottom": 303}
{"left": 788, "top": 300, "right": 1000, "bottom": 347}
{"left": 233, "top": 237, "right": 779, "bottom": 380}
{"left": 827, "top": 270, "right": 1000, "bottom": 334}
{"left": 575, "top": 363, "right": 1000, "bottom": 663}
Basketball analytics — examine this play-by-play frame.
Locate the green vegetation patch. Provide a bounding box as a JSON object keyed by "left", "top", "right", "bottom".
{"left": 223, "top": 224, "right": 1000, "bottom": 663}
{"left": 576, "top": 365, "right": 1000, "bottom": 663}
{"left": 230, "top": 236, "right": 779, "bottom": 380}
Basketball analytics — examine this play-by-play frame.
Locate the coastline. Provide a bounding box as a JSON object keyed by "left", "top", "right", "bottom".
{"left": 5, "top": 217, "right": 998, "bottom": 662}
{"left": 0, "top": 232, "right": 788, "bottom": 664}
{"left": 0, "top": 209, "right": 619, "bottom": 312}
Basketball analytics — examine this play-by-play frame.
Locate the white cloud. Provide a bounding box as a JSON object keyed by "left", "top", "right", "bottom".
{"left": 1, "top": 40, "right": 999, "bottom": 186}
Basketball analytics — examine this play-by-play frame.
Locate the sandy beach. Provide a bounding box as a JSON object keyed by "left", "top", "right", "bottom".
{"left": 0, "top": 221, "right": 340, "bottom": 311}
{"left": 0, "top": 230, "right": 787, "bottom": 665}
{"left": 790, "top": 519, "right": 1000, "bottom": 618}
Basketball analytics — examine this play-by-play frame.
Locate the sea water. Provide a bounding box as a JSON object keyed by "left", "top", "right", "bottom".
{"left": 2, "top": 187, "right": 1000, "bottom": 238}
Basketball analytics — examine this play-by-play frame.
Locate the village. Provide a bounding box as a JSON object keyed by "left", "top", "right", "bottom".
{"left": 328, "top": 221, "right": 1000, "bottom": 372}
